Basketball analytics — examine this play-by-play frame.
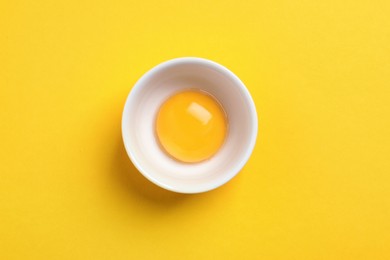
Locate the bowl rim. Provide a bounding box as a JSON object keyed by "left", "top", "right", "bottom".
{"left": 122, "top": 57, "right": 258, "bottom": 193}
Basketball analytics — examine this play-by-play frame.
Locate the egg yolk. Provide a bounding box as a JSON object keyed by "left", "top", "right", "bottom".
{"left": 156, "top": 90, "right": 228, "bottom": 163}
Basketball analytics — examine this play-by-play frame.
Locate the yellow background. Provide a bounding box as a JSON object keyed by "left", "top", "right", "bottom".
{"left": 1, "top": 0, "right": 390, "bottom": 259}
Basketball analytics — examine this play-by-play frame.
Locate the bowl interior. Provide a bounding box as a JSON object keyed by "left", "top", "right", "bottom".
{"left": 122, "top": 59, "right": 257, "bottom": 193}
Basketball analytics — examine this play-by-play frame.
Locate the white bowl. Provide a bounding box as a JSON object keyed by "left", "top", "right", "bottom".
{"left": 122, "top": 57, "right": 258, "bottom": 193}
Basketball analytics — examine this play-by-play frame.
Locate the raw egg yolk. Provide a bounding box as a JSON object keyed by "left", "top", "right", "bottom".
{"left": 156, "top": 90, "right": 227, "bottom": 163}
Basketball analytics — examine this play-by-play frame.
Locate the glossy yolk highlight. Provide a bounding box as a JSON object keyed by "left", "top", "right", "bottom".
{"left": 156, "top": 90, "right": 227, "bottom": 163}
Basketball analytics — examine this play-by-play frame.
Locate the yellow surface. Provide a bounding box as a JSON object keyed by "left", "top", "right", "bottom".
{"left": 156, "top": 90, "right": 227, "bottom": 163}
{"left": 1, "top": 0, "right": 390, "bottom": 259}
